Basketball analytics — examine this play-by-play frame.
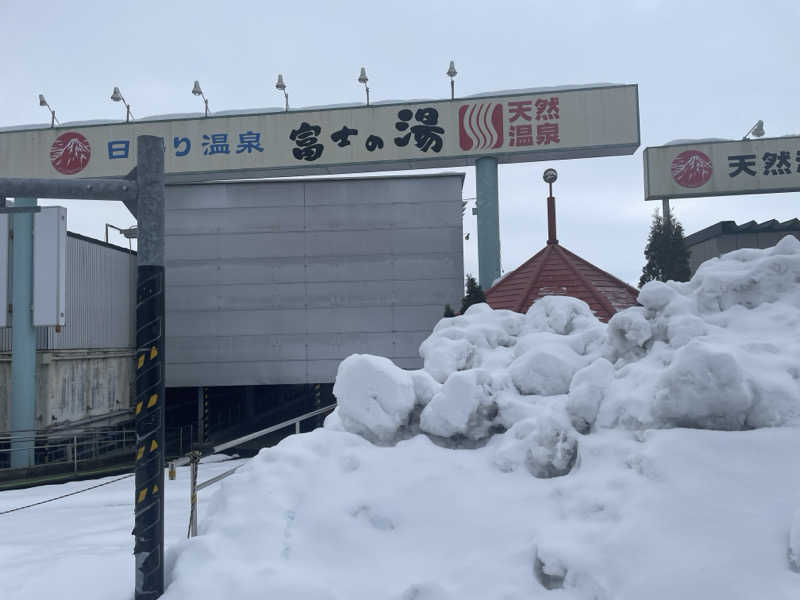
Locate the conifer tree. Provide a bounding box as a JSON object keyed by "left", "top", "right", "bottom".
{"left": 460, "top": 275, "right": 487, "bottom": 314}
{"left": 639, "top": 209, "right": 691, "bottom": 287}
{"left": 443, "top": 304, "right": 456, "bottom": 318}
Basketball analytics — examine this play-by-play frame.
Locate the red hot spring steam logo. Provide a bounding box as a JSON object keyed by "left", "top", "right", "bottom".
{"left": 670, "top": 149, "right": 712, "bottom": 188}
{"left": 458, "top": 103, "right": 503, "bottom": 151}
{"left": 50, "top": 132, "right": 91, "bottom": 175}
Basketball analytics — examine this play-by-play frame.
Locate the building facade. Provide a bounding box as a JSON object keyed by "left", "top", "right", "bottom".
{"left": 0, "top": 233, "right": 136, "bottom": 431}
{"left": 685, "top": 219, "right": 800, "bottom": 275}
{"left": 1, "top": 173, "right": 465, "bottom": 435}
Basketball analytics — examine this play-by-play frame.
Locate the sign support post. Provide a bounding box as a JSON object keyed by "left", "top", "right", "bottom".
{"left": 132, "top": 135, "right": 166, "bottom": 600}
{"left": 661, "top": 197, "right": 671, "bottom": 223}
{"left": 9, "top": 197, "right": 37, "bottom": 468}
{"left": 476, "top": 156, "right": 500, "bottom": 289}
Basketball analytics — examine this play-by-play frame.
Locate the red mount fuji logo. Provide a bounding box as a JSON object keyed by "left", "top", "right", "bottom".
{"left": 50, "top": 132, "right": 91, "bottom": 175}
{"left": 670, "top": 149, "right": 712, "bottom": 188}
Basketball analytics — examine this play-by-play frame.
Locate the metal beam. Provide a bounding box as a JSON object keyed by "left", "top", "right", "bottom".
{"left": 0, "top": 177, "right": 138, "bottom": 202}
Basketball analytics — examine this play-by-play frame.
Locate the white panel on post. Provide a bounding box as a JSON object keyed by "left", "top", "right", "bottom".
{"left": 0, "top": 214, "right": 8, "bottom": 328}
{"left": 33, "top": 206, "right": 67, "bottom": 327}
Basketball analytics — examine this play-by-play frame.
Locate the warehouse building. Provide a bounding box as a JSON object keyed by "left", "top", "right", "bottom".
{"left": 685, "top": 219, "right": 800, "bottom": 275}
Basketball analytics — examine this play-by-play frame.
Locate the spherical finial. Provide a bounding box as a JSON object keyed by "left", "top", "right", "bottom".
{"left": 543, "top": 168, "right": 558, "bottom": 184}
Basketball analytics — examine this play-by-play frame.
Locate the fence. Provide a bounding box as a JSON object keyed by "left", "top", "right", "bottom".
{"left": 1, "top": 423, "right": 205, "bottom": 477}
{"left": 0, "top": 426, "right": 136, "bottom": 473}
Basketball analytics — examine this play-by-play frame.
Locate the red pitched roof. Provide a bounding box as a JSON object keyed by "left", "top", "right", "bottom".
{"left": 485, "top": 242, "right": 639, "bottom": 322}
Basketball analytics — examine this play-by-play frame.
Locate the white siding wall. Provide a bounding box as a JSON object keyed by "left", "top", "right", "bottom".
{"left": 0, "top": 234, "right": 136, "bottom": 351}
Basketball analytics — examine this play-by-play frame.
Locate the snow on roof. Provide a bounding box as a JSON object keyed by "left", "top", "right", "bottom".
{"left": 661, "top": 138, "right": 732, "bottom": 146}
{"left": 465, "top": 82, "right": 622, "bottom": 98}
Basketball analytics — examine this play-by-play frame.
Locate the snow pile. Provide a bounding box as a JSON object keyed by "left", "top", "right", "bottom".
{"left": 332, "top": 235, "right": 800, "bottom": 443}
{"left": 156, "top": 237, "right": 800, "bottom": 599}
{"left": 161, "top": 426, "right": 800, "bottom": 600}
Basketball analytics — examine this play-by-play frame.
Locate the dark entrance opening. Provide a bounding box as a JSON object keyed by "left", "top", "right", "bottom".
{"left": 164, "top": 383, "right": 335, "bottom": 457}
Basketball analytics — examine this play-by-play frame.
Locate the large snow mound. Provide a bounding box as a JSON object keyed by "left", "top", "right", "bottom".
{"left": 158, "top": 238, "right": 800, "bottom": 599}
{"left": 162, "top": 427, "right": 800, "bottom": 599}
{"left": 333, "top": 235, "right": 800, "bottom": 440}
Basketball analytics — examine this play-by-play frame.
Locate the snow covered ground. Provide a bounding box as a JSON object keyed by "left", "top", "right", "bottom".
{"left": 0, "top": 457, "right": 246, "bottom": 600}
{"left": 2, "top": 236, "right": 800, "bottom": 599}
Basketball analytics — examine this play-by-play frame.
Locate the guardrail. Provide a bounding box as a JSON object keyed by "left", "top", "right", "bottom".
{"left": 1, "top": 423, "right": 202, "bottom": 477}
{"left": 182, "top": 403, "right": 337, "bottom": 537}
{"left": 0, "top": 427, "right": 137, "bottom": 473}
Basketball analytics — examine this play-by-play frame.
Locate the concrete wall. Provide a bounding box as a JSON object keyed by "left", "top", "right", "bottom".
{"left": 165, "top": 174, "right": 465, "bottom": 387}
{"left": 0, "top": 349, "right": 134, "bottom": 431}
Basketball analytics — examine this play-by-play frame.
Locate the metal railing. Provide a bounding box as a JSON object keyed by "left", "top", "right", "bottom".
{"left": 0, "top": 427, "right": 137, "bottom": 473}
{"left": 1, "top": 423, "right": 201, "bottom": 475}
{"left": 183, "top": 403, "right": 337, "bottom": 537}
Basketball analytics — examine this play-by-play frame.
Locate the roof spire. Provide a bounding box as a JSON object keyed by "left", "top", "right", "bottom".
{"left": 543, "top": 168, "right": 558, "bottom": 245}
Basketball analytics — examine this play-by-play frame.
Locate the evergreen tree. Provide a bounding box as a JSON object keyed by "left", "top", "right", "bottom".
{"left": 459, "top": 275, "right": 487, "bottom": 314}
{"left": 443, "top": 304, "right": 456, "bottom": 318}
{"left": 639, "top": 209, "right": 692, "bottom": 287}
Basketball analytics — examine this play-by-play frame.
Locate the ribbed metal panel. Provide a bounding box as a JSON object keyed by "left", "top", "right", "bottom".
{"left": 165, "top": 174, "right": 465, "bottom": 387}
{"left": 0, "top": 234, "right": 135, "bottom": 351}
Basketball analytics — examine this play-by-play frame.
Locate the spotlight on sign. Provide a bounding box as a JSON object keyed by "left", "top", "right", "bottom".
{"left": 447, "top": 60, "right": 457, "bottom": 100}
{"left": 275, "top": 74, "right": 288, "bottom": 112}
{"left": 192, "top": 80, "right": 209, "bottom": 118}
{"left": 742, "top": 120, "right": 765, "bottom": 140}
{"left": 110, "top": 86, "right": 133, "bottom": 122}
{"left": 38, "top": 94, "right": 59, "bottom": 128}
{"left": 358, "top": 67, "right": 370, "bottom": 106}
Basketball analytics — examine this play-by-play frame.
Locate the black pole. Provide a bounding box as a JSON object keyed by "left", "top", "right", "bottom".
{"left": 132, "top": 135, "right": 166, "bottom": 599}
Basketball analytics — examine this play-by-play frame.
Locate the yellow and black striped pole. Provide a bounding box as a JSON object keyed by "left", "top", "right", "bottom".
{"left": 132, "top": 136, "right": 166, "bottom": 599}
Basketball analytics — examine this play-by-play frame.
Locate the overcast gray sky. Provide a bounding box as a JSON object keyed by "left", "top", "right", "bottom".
{"left": 2, "top": 0, "right": 798, "bottom": 286}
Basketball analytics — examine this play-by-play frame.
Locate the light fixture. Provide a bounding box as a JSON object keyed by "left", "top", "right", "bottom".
{"left": 110, "top": 86, "right": 133, "bottom": 122}
{"left": 38, "top": 94, "right": 59, "bottom": 127}
{"left": 447, "top": 60, "right": 457, "bottom": 100}
{"left": 275, "top": 74, "right": 288, "bottom": 112}
{"left": 358, "top": 67, "right": 370, "bottom": 106}
{"left": 105, "top": 223, "right": 138, "bottom": 250}
{"left": 742, "top": 119, "right": 765, "bottom": 140}
{"left": 192, "top": 80, "right": 209, "bottom": 117}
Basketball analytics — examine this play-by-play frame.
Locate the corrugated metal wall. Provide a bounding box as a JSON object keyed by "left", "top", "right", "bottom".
{"left": 0, "top": 234, "right": 135, "bottom": 351}
{"left": 165, "top": 174, "right": 465, "bottom": 387}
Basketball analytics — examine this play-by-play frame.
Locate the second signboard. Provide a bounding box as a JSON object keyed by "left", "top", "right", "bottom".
{"left": 644, "top": 136, "right": 800, "bottom": 200}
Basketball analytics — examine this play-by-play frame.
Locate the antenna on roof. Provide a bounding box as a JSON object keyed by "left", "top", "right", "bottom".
{"left": 543, "top": 168, "right": 558, "bottom": 245}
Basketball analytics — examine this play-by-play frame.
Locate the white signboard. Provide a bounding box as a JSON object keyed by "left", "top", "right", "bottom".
{"left": 33, "top": 206, "right": 67, "bottom": 327}
{"left": 0, "top": 85, "right": 639, "bottom": 184}
{"left": 0, "top": 214, "right": 7, "bottom": 328}
{"left": 644, "top": 136, "right": 800, "bottom": 200}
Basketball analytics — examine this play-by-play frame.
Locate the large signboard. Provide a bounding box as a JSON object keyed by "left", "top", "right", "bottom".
{"left": 644, "top": 136, "right": 800, "bottom": 200}
{"left": 0, "top": 85, "right": 639, "bottom": 184}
